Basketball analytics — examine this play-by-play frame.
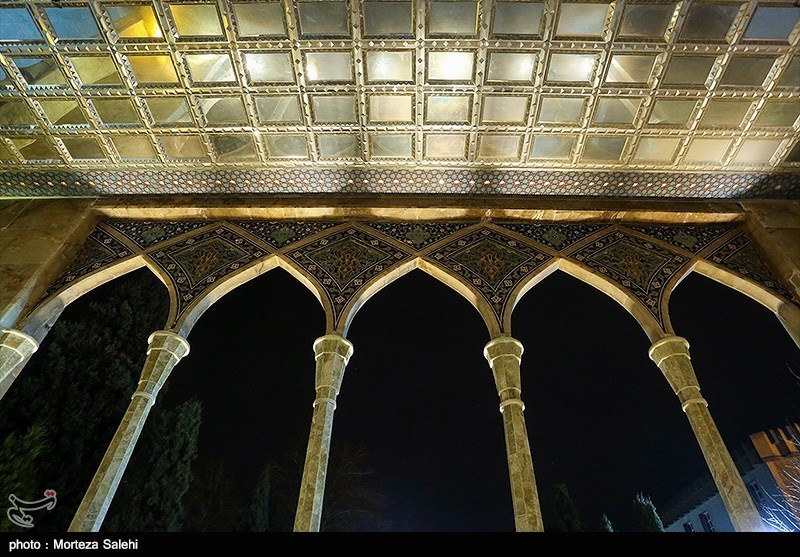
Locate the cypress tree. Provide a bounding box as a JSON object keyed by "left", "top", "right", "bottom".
{"left": 632, "top": 492, "right": 665, "bottom": 532}
{"left": 242, "top": 464, "right": 272, "bottom": 532}
{"left": 0, "top": 270, "right": 169, "bottom": 529}
{"left": 599, "top": 513, "right": 614, "bottom": 532}
{"left": 0, "top": 425, "right": 48, "bottom": 532}
{"left": 553, "top": 483, "right": 584, "bottom": 532}
{"left": 104, "top": 400, "right": 202, "bottom": 532}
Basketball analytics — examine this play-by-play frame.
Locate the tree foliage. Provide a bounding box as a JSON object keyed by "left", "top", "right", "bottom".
{"left": 632, "top": 492, "right": 664, "bottom": 532}
{"left": 105, "top": 400, "right": 202, "bottom": 532}
{"left": 0, "top": 425, "right": 48, "bottom": 532}
{"left": 552, "top": 483, "right": 584, "bottom": 532}
{"left": 247, "top": 441, "right": 387, "bottom": 532}
{"left": 183, "top": 460, "right": 240, "bottom": 532}
{"left": 0, "top": 271, "right": 175, "bottom": 530}
{"left": 599, "top": 513, "right": 614, "bottom": 532}
{"left": 241, "top": 464, "right": 272, "bottom": 532}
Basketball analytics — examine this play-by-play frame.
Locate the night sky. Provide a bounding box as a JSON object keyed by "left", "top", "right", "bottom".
{"left": 156, "top": 265, "right": 799, "bottom": 532}
{"left": 49, "top": 264, "right": 800, "bottom": 532}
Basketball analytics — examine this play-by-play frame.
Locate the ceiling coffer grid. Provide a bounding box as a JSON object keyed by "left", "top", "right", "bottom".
{"left": 0, "top": 0, "right": 798, "bottom": 172}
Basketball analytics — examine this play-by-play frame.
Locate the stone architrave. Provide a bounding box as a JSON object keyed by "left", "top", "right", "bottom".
{"left": 484, "top": 336, "right": 543, "bottom": 532}
{"left": 68, "top": 331, "right": 190, "bottom": 532}
{"left": 649, "top": 336, "right": 764, "bottom": 532}
{"left": 294, "top": 334, "right": 354, "bottom": 532}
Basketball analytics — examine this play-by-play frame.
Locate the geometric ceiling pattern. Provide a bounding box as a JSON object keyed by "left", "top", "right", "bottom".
{"left": 0, "top": 0, "right": 798, "bottom": 184}
{"left": 35, "top": 217, "right": 798, "bottom": 333}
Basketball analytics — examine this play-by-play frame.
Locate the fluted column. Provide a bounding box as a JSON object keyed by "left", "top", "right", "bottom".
{"left": 0, "top": 329, "right": 38, "bottom": 399}
{"left": 69, "top": 331, "right": 190, "bottom": 532}
{"left": 293, "top": 334, "right": 353, "bottom": 532}
{"left": 484, "top": 336, "right": 543, "bottom": 532}
{"left": 649, "top": 336, "right": 763, "bottom": 532}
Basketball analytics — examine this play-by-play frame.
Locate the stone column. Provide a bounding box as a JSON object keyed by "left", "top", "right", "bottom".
{"left": 0, "top": 329, "right": 38, "bottom": 399}
{"left": 68, "top": 331, "right": 190, "bottom": 532}
{"left": 484, "top": 336, "right": 543, "bottom": 532}
{"left": 648, "top": 335, "right": 764, "bottom": 532}
{"left": 293, "top": 334, "right": 353, "bottom": 532}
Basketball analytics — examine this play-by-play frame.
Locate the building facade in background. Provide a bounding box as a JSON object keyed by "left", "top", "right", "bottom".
{"left": 664, "top": 423, "right": 800, "bottom": 532}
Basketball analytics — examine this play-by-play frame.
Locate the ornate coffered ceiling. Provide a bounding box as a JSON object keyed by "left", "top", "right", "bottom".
{"left": 0, "top": 0, "right": 799, "bottom": 196}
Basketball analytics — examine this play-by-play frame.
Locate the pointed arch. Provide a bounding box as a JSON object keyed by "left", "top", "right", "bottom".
{"left": 172, "top": 253, "right": 329, "bottom": 338}
{"left": 417, "top": 258, "right": 502, "bottom": 337}
{"left": 676, "top": 259, "right": 800, "bottom": 348}
{"left": 502, "top": 259, "right": 561, "bottom": 333}
{"left": 19, "top": 255, "right": 151, "bottom": 341}
{"left": 336, "top": 257, "right": 419, "bottom": 336}
{"left": 509, "top": 258, "right": 668, "bottom": 343}
{"left": 691, "top": 259, "right": 791, "bottom": 314}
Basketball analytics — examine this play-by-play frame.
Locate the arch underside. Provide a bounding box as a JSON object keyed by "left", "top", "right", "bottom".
{"left": 19, "top": 218, "right": 797, "bottom": 344}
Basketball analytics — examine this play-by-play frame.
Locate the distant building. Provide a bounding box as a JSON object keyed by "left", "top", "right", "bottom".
{"left": 662, "top": 423, "right": 800, "bottom": 532}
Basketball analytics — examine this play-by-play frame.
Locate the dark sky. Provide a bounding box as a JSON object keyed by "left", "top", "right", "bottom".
{"left": 154, "top": 265, "right": 799, "bottom": 532}
{"left": 44, "top": 263, "right": 800, "bottom": 532}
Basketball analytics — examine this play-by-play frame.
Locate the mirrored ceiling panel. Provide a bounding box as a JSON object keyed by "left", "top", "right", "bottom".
{"left": 555, "top": 3, "right": 611, "bottom": 38}
{"left": 679, "top": 3, "right": 742, "bottom": 41}
{"left": 233, "top": 2, "right": 287, "bottom": 38}
{"left": 0, "top": 7, "right": 41, "bottom": 42}
{"left": 169, "top": 4, "right": 224, "bottom": 37}
{"left": 428, "top": 2, "right": 478, "bottom": 36}
{"left": 44, "top": 6, "right": 103, "bottom": 41}
{"left": 106, "top": 4, "right": 164, "bottom": 39}
{"left": 298, "top": 1, "right": 351, "bottom": 38}
{"left": 363, "top": 1, "right": 413, "bottom": 37}
{"left": 618, "top": 4, "right": 675, "bottom": 39}
{"left": 743, "top": 6, "right": 800, "bottom": 41}
{"left": 0, "top": 0, "right": 795, "bottom": 173}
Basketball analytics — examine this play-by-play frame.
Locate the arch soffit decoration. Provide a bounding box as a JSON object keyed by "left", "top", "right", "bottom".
{"left": 20, "top": 218, "right": 799, "bottom": 345}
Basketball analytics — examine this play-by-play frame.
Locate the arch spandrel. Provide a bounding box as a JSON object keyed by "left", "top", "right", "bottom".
{"left": 363, "top": 221, "right": 476, "bottom": 252}
{"left": 229, "top": 220, "right": 344, "bottom": 251}
{"left": 38, "top": 226, "right": 139, "bottom": 301}
{"left": 19, "top": 225, "right": 151, "bottom": 339}
{"left": 416, "top": 258, "right": 502, "bottom": 338}
{"left": 496, "top": 222, "right": 612, "bottom": 252}
{"left": 104, "top": 220, "right": 215, "bottom": 251}
{"left": 279, "top": 224, "right": 415, "bottom": 334}
{"left": 421, "top": 225, "right": 555, "bottom": 336}
{"left": 562, "top": 229, "right": 691, "bottom": 338}
{"left": 145, "top": 224, "right": 275, "bottom": 333}
{"left": 703, "top": 231, "right": 797, "bottom": 306}
{"left": 625, "top": 224, "right": 738, "bottom": 256}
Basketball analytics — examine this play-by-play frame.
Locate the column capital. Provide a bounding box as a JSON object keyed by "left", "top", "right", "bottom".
{"left": 484, "top": 336, "right": 524, "bottom": 402}
{"left": 483, "top": 336, "right": 524, "bottom": 365}
{"left": 648, "top": 335, "right": 690, "bottom": 367}
{"left": 648, "top": 335, "right": 704, "bottom": 410}
{"left": 1, "top": 328, "right": 39, "bottom": 358}
{"left": 147, "top": 330, "right": 190, "bottom": 360}
{"left": 313, "top": 334, "right": 354, "bottom": 364}
{"left": 135, "top": 331, "right": 190, "bottom": 405}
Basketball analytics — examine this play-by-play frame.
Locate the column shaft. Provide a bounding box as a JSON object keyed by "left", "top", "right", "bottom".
{"left": 68, "top": 331, "right": 189, "bottom": 532}
{"left": 649, "top": 336, "right": 763, "bottom": 532}
{"left": 484, "top": 336, "right": 543, "bottom": 532}
{"left": 293, "top": 334, "right": 353, "bottom": 532}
